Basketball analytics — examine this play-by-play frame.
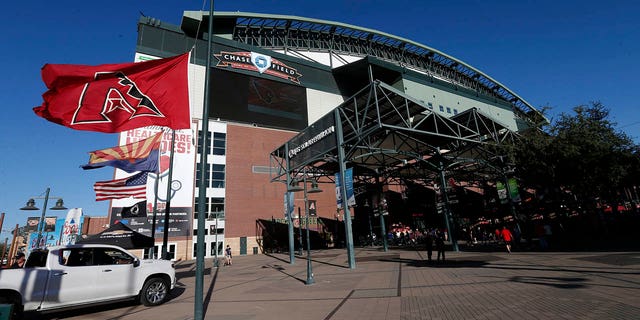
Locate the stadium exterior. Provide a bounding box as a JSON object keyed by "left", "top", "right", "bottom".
{"left": 107, "top": 11, "right": 544, "bottom": 261}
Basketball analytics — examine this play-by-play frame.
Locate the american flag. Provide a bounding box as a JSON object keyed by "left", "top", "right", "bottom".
{"left": 93, "top": 171, "right": 148, "bottom": 201}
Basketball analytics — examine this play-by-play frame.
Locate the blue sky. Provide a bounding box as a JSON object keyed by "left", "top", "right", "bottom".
{"left": 1, "top": 0, "right": 638, "bottom": 240}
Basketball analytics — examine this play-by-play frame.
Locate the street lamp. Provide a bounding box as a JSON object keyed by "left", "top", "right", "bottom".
{"left": 20, "top": 187, "right": 67, "bottom": 249}
{"left": 288, "top": 172, "right": 322, "bottom": 285}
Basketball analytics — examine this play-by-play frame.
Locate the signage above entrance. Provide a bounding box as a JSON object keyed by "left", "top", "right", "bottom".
{"left": 214, "top": 51, "right": 303, "bottom": 84}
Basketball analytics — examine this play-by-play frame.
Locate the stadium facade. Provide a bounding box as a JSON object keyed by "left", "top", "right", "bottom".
{"left": 107, "top": 11, "right": 543, "bottom": 260}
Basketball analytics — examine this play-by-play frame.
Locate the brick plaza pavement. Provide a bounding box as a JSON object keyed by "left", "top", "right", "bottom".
{"left": 35, "top": 246, "right": 640, "bottom": 320}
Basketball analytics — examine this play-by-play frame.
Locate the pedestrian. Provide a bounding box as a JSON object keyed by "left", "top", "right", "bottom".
{"left": 435, "top": 233, "right": 445, "bottom": 262}
{"left": 224, "top": 245, "right": 232, "bottom": 266}
{"left": 10, "top": 252, "right": 26, "bottom": 269}
{"left": 500, "top": 226, "right": 513, "bottom": 253}
{"left": 425, "top": 230, "right": 433, "bottom": 262}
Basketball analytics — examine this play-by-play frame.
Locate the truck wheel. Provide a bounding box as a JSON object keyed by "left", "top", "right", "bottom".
{"left": 139, "top": 277, "right": 169, "bottom": 306}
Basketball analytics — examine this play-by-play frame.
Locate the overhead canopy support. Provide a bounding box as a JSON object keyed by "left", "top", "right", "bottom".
{"left": 271, "top": 80, "right": 517, "bottom": 184}
{"left": 270, "top": 80, "right": 520, "bottom": 261}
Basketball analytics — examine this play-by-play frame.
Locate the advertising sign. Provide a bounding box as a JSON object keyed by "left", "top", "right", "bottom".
{"left": 44, "top": 216, "right": 57, "bottom": 232}
{"left": 28, "top": 218, "right": 66, "bottom": 253}
{"left": 26, "top": 217, "right": 40, "bottom": 232}
{"left": 110, "top": 125, "right": 196, "bottom": 237}
{"left": 61, "top": 208, "right": 84, "bottom": 245}
{"left": 335, "top": 168, "right": 355, "bottom": 208}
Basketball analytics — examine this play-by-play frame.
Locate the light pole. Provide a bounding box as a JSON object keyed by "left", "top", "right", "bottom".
{"left": 213, "top": 214, "right": 219, "bottom": 268}
{"left": 288, "top": 171, "right": 322, "bottom": 285}
{"left": 20, "top": 187, "right": 67, "bottom": 249}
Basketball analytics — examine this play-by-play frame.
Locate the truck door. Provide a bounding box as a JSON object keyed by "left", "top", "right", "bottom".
{"left": 41, "top": 248, "right": 100, "bottom": 309}
{"left": 93, "top": 247, "right": 140, "bottom": 299}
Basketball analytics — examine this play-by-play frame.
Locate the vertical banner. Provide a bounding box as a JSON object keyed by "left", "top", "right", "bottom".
{"left": 496, "top": 181, "right": 508, "bottom": 204}
{"left": 507, "top": 178, "right": 521, "bottom": 203}
{"left": 61, "top": 208, "right": 83, "bottom": 245}
{"left": 284, "top": 192, "right": 294, "bottom": 218}
{"left": 110, "top": 125, "right": 196, "bottom": 237}
{"left": 335, "top": 168, "right": 355, "bottom": 208}
{"left": 44, "top": 217, "right": 57, "bottom": 232}
{"left": 26, "top": 217, "right": 40, "bottom": 232}
{"left": 308, "top": 200, "right": 317, "bottom": 216}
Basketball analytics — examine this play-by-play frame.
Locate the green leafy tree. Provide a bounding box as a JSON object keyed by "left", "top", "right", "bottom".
{"left": 513, "top": 102, "right": 638, "bottom": 207}
{"left": 550, "top": 102, "right": 636, "bottom": 203}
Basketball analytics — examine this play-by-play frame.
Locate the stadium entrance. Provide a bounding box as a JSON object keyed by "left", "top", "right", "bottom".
{"left": 271, "top": 80, "right": 520, "bottom": 267}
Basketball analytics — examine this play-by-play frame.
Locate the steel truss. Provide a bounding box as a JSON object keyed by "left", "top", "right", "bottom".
{"left": 271, "top": 80, "right": 517, "bottom": 186}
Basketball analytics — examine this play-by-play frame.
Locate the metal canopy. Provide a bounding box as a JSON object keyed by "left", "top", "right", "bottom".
{"left": 271, "top": 80, "right": 517, "bottom": 186}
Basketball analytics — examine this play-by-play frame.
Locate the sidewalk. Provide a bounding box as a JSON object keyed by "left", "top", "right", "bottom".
{"left": 38, "top": 247, "right": 640, "bottom": 320}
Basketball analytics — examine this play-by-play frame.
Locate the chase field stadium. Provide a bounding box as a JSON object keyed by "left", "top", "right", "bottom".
{"left": 111, "top": 11, "right": 546, "bottom": 261}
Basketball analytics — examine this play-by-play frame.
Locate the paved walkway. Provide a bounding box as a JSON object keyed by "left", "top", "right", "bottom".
{"left": 37, "top": 247, "right": 640, "bottom": 320}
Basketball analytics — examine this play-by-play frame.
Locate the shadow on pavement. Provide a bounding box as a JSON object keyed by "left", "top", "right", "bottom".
{"left": 380, "top": 257, "right": 489, "bottom": 268}
{"left": 202, "top": 265, "right": 219, "bottom": 316}
{"left": 509, "top": 275, "right": 588, "bottom": 289}
{"left": 25, "top": 286, "right": 187, "bottom": 320}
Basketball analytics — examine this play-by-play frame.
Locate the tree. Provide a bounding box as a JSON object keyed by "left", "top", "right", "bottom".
{"left": 550, "top": 102, "right": 636, "bottom": 203}
{"left": 513, "top": 102, "right": 638, "bottom": 207}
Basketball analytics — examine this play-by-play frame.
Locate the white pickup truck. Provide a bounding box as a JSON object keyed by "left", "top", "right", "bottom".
{"left": 0, "top": 244, "right": 175, "bottom": 319}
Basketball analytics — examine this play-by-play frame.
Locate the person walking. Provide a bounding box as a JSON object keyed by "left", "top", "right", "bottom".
{"left": 224, "top": 245, "right": 233, "bottom": 266}
{"left": 435, "top": 232, "right": 446, "bottom": 262}
{"left": 500, "top": 226, "right": 513, "bottom": 253}
{"left": 425, "top": 230, "right": 434, "bottom": 262}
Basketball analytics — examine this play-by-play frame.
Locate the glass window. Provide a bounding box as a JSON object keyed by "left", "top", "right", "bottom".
{"left": 98, "top": 248, "right": 134, "bottom": 265}
{"left": 454, "top": 109, "right": 458, "bottom": 115}
{"left": 439, "top": 105, "right": 444, "bottom": 112}
{"left": 212, "top": 164, "right": 225, "bottom": 188}
{"left": 209, "top": 198, "right": 225, "bottom": 218}
{"left": 194, "top": 197, "right": 200, "bottom": 219}
{"left": 197, "top": 130, "right": 211, "bottom": 155}
{"left": 446, "top": 107, "right": 451, "bottom": 113}
{"left": 209, "top": 242, "right": 223, "bottom": 256}
{"left": 195, "top": 166, "right": 202, "bottom": 191}
{"left": 204, "top": 165, "right": 211, "bottom": 188}
{"left": 63, "top": 248, "right": 93, "bottom": 267}
{"left": 427, "top": 102, "right": 433, "bottom": 109}
{"left": 213, "top": 132, "right": 226, "bottom": 155}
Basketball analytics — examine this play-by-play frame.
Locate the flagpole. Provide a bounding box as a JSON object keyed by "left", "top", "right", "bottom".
{"left": 162, "top": 129, "right": 176, "bottom": 260}
{"left": 195, "top": 1, "right": 214, "bottom": 319}
{"left": 150, "top": 161, "right": 160, "bottom": 259}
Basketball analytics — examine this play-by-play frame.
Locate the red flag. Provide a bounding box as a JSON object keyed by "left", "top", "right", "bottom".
{"left": 35, "top": 53, "right": 191, "bottom": 133}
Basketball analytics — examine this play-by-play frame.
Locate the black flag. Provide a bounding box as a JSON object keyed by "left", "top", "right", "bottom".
{"left": 121, "top": 201, "right": 147, "bottom": 218}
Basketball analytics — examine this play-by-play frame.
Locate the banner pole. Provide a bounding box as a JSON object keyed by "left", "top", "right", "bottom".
{"left": 195, "top": 2, "right": 214, "bottom": 319}
{"left": 162, "top": 129, "right": 176, "bottom": 260}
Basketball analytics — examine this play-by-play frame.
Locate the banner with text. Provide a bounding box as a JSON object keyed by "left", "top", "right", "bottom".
{"left": 110, "top": 124, "right": 196, "bottom": 237}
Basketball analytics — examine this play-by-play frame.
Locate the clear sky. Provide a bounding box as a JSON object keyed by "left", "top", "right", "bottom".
{"left": 1, "top": 0, "right": 638, "bottom": 240}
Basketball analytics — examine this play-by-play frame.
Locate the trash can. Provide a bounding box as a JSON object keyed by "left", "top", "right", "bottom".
{"left": 0, "top": 304, "right": 13, "bottom": 320}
